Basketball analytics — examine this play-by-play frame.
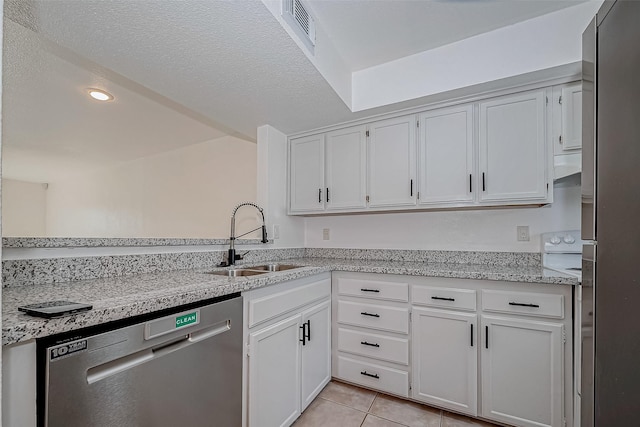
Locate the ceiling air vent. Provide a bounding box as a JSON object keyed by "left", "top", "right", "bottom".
{"left": 282, "top": 0, "right": 316, "bottom": 54}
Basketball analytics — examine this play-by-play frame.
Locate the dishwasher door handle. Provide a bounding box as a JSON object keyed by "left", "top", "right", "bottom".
{"left": 87, "top": 319, "right": 231, "bottom": 384}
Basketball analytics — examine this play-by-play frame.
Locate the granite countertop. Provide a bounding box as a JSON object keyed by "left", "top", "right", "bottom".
{"left": 2, "top": 257, "right": 577, "bottom": 346}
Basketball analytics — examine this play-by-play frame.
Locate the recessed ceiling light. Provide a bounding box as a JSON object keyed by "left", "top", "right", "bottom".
{"left": 87, "top": 88, "right": 114, "bottom": 102}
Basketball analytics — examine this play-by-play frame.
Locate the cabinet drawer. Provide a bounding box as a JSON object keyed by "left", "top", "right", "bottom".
{"left": 338, "top": 301, "right": 409, "bottom": 334}
{"left": 481, "top": 290, "right": 564, "bottom": 319}
{"left": 337, "top": 356, "right": 408, "bottom": 397}
{"left": 337, "top": 277, "right": 409, "bottom": 302}
{"left": 337, "top": 328, "right": 409, "bottom": 365}
{"left": 412, "top": 286, "right": 476, "bottom": 311}
{"left": 248, "top": 279, "right": 330, "bottom": 328}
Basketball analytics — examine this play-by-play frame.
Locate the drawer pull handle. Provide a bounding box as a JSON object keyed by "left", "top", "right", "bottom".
{"left": 361, "top": 312, "right": 380, "bottom": 318}
{"left": 431, "top": 296, "right": 455, "bottom": 302}
{"left": 508, "top": 302, "right": 540, "bottom": 308}
{"left": 361, "top": 341, "right": 380, "bottom": 348}
{"left": 360, "top": 371, "right": 379, "bottom": 379}
{"left": 360, "top": 288, "right": 380, "bottom": 293}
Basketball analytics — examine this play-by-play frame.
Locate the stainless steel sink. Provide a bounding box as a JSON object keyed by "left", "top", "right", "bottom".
{"left": 245, "top": 264, "right": 301, "bottom": 272}
{"left": 206, "top": 269, "right": 268, "bottom": 277}
{"left": 205, "top": 264, "right": 302, "bottom": 277}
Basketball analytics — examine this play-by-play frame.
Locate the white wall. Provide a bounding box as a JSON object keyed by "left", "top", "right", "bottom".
{"left": 351, "top": 1, "right": 602, "bottom": 111}
{"left": 304, "top": 181, "right": 580, "bottom": 252}
{"left": 257, "top": 125, "right": 304, "bottom": 248}
{"left": 1, "top": 179, "right": 47, "bottom": 236}
{"left": 45, "top": 135, "right": 258, "bottom": 238}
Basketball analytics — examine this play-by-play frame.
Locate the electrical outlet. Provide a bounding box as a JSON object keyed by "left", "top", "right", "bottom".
{"left": 322, "top": 228, "right": 330, "bottom": 241}
{"left": 517, "top": 226, "right": 530, "bottom": 242}
{"left": 272, "top": 224, "right": 280, "bottom": 239}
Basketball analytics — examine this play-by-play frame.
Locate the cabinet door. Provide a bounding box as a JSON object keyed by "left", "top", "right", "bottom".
{"left": 418, "top": 106, "right": 474, "bottom": 205}
{"left": 412, "top": 308, "right": 477, "bottom": 416}
{"left": 248, "top": 315, "right": 302, "bottom": 427}
{"left": 325, "top": 126, "right": 367, "bottom": 210}
{"left": 481, "top": 315, "right": 563, "bottom": 427}
{"left": 479, "top": 90, "right": 548, "bottom": 203}
{"left": 368, "top": 115, "right": 417, "bottom": 208}
{"left": 300, "top": 300, "right": 331, "bottom": 410}
{"left": 561, "top": 83, "right": 582, "bottom": 151}
{"left": 290, "top": 134, "right": 325, "bottom": 213}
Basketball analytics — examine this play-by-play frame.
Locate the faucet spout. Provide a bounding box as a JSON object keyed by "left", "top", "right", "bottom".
{"left": 226, "top": 202, "right": 268, "bottom": 266}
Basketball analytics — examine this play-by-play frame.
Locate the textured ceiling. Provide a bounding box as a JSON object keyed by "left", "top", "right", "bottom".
{"left": 3, "top": 0, "right": 589, "bottom": 184}
{"left": 2, "top": 19, "right": 227, "bottom": 182}
{"left": 308, "top": 0, "right": 588, "bottom": 72}
{"left": 5, "top": 0, "right": 360, "bottom": 141}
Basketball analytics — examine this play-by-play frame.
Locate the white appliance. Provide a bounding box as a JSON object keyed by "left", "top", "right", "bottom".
{"left": 541, "top": 230, "right": 584, "bottom": 280}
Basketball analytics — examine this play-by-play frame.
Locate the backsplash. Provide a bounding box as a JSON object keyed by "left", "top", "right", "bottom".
{"left": 2, "top": 248, "right": 305, "bottom": 288}
{"left": 304, "top": 248, "right": 541, "bottom": 266}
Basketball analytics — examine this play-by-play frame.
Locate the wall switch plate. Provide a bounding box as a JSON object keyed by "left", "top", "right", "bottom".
{"left": 517, "top": 226, "right": 530, "bottom": 242}
{"left": 272, "top": 224, "right": 280, "bottom": 239}
{"left": 322, "top": 228, "right": 330, "bottom": 240}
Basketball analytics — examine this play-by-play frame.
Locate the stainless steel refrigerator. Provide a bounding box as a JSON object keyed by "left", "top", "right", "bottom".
{"left": 581, "top": 1, "right": 640, "bottom": 425}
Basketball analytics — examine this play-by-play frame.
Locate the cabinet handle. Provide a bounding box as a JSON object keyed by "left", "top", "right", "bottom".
{"left": 431, "top": 296, "right": 455, "bottom": 302}
{"left": 326, "top": 188, "right": 329, "bottom": 203}
{"left": 299, "top": 323, "right": 306, "bottom": 346}
{"left": 482, "top": 173, "right": 486, "bottom": 192}
{"left": 469, "top": 174, "right": 472, "bottom": 193}
{"left": 508, "top": 302, "right": 540, "bottom": 308}
{"left": 360, "top": 371, "right": 380, "bottom": 379}
{"left": 361, "top": 341, "right": 380, "bottom": 348}
{"left": 485, "top": 326, "right": 489, "bottom": 349}
{"left": 305, "top": 320, "right": 311, "bottom": 341}
{"left": 361, "top": 312, "right": 380, "bottom": 318}
{"left": 360, "top": 288, "right": 380, "bottom": 293}
{"left": 410, "top": 179, "right": 413, "bottom": 197}
{"left": 471, "top": 324, "right": 474, "bottom": 347}
{"left": 318, "top": 188, "right": 322, "bottom": 203}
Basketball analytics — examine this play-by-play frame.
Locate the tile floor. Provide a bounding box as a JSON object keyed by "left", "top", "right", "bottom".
{"left": 293, "top": 380, "right": 500, "bottom": 427}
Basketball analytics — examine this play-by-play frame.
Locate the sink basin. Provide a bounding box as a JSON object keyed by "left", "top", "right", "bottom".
{"left": 206, "top": 269, "right": 268, "bottom": 277}
{"left": 245, "top": 264, "right": 301, "bottom": 272}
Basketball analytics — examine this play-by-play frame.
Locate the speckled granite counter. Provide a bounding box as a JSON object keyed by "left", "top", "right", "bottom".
{"left": 2, "top": 257, "right": 577, "bottom": 346}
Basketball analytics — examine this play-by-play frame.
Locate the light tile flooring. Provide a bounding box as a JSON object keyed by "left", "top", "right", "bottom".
{"left": 293, "top": 380, "right": 500, "bottom": 427}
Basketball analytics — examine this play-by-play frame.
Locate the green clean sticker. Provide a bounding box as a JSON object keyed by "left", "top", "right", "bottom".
{"left": 176, "top": 312, "right": 197, "bottom": 328}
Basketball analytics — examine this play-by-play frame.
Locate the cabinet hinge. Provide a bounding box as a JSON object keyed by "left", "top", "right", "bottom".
{"left": 409, "top": 381, "right": 412, "bottom": 391}
{"left": 246, "top": 345, "right": 250, "bottom": 357}
{"left": 416, "top": 121, "right": 419, "bottom": 128}
{"left": 547, "top": 183, "right": 549, "bottom": 193}
{"left": 559, "top": 95, "right": 563, "bottom": 105}
{"left": 366, "top": 130, "right": 370, "bottom": 137}
{"left": 366, "top": 195, "right": 370, "bottom": 203}
{"left": 417, "top": 191, "right": 420, "bottom": 200}
{"left": 546, "top": 96, "right": 549, "bottom": 105}
{"left": 559, "top": 135, "right": 563, "bottom": 144}
{"left": 409, "top": 311, "right": 412, "bottom": 322}
{"left": 562, "top": 329, "right": 567, "bottom": 344}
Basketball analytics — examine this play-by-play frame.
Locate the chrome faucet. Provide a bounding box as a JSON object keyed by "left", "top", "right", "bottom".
{"left": 224, "top": 202, "right": 268, "bottom": 266}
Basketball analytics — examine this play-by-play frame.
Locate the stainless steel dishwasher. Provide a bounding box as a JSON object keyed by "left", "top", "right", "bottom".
{"left": 38, "top": 294, "right": 242, "bottom": 427}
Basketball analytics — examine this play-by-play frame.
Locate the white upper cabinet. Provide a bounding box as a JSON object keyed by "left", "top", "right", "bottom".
{"left": 368, "top": 115, "right": 417, "bottom": 208}
{"left": 325, "top": 126, "right": 368, "bottom": 211}
{"left": 479, "top": 90, "right": 549, "bottom": 204}
{"left": 418, "top": 105, "right": 474, "bottom": 206}
{"left": 561, "top": 83, "right": 583, "bottom": 151}
{"left": 288, "top": 84, "right": 556, "bottom": 215}
{"left": 290, "top": 134, "right": 325, "bottom": 213}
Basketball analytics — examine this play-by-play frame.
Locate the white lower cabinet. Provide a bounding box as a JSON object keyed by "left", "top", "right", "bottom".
{"left": 301, "top": 301, "right": 332, "bottom": 409}
{"left": 481, "top": 315, "right": 564, "bottom": 427}
{"left": 244, "top": 273, "right": 331, "bottom": 427}
{"left": 411, "top": 307, "right": 477, "bottom": 416}
{"left": 330, "top": 272, "right": 573, "bottom": 427}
